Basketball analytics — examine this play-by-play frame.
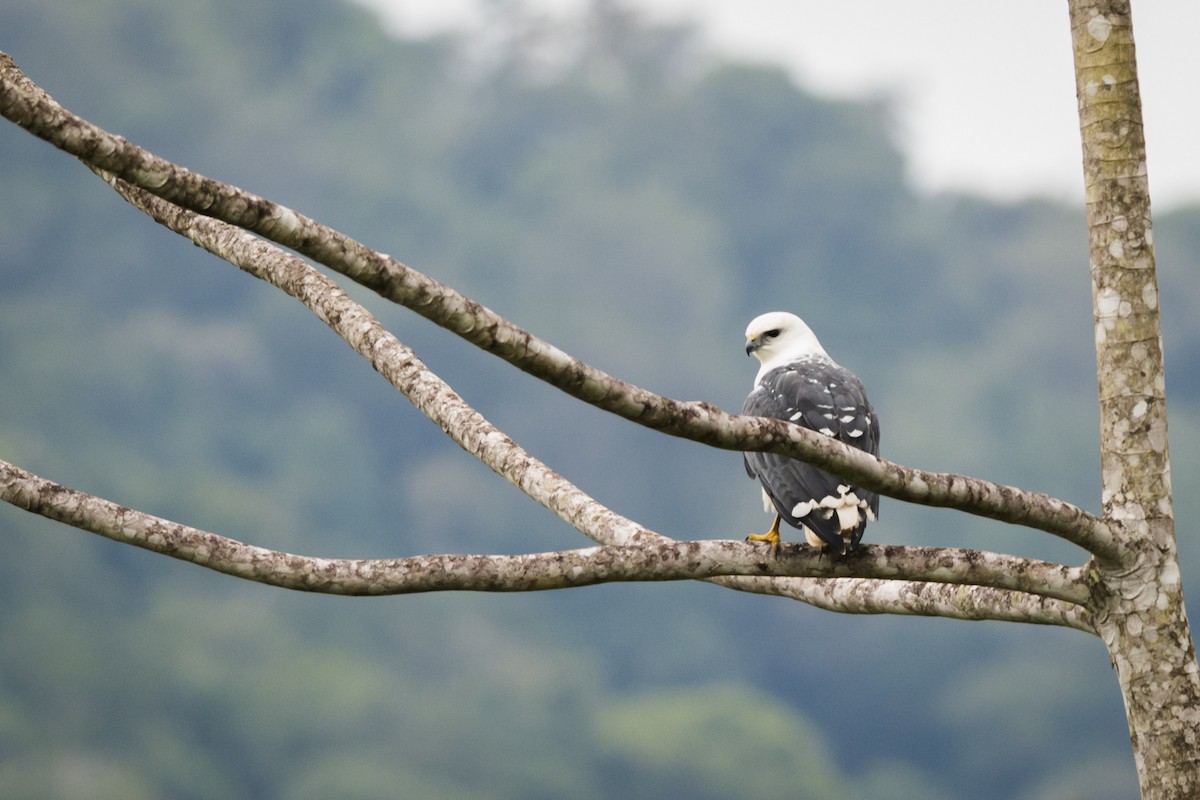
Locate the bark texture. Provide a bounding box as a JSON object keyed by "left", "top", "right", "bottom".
{"left": 1068, "top": 1, "right": 1200, "bottom": 796}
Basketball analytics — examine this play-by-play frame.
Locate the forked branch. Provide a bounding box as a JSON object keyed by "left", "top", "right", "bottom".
{"left": 0, "top": 51, "right": 1120, "bottom": 565}
{"left": 1, "top": 168, "right": 1087, "bottom": 628}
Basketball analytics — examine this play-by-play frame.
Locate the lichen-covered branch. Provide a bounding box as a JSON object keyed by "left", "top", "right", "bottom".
{"left": 0, "top": 50, "right": 1118, "bottom": 563}
{"left": 0, "top": 457, "right": 1089, "bottom": 625}
{"left": 718, "top": 574, "right": 1096, "bottom": 634}
{"left": 0, "top": 456, "right": 773, "bottom": 593}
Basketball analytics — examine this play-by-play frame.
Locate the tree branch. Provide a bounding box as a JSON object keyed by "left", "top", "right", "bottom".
{"left": 716, "top": 575, "right": 1097, "bottom": 634}
{"left": 0, "top": 457, "right": 1091, "bottom": 628}
{"left": 0, "top": 50, "right": 1120, "bottom": 565}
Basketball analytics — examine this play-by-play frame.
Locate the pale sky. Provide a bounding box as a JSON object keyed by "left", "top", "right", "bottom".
{"left": 356, "top": 0, "right": 1200, "bottom": 210}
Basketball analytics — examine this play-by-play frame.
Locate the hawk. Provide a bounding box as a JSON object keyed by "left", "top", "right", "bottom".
{"left": 742, "top": 311, "right": 880, "bottom": 554}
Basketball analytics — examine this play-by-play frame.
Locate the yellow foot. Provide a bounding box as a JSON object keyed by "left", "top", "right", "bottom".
{"left": 745, "top": 514, "right": 783, "bottom": 556}
{"left": 744, "top": 529, "right": 781, "bottom": 545}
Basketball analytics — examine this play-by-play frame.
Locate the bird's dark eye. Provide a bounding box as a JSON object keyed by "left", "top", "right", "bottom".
{"left": 765, "top": 329, "right": 781, "bottom": 339}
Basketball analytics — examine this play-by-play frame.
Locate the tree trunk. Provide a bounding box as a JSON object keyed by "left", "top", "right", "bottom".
{"left": 1069, "top": 1, "right": 1200, "bottom": 795}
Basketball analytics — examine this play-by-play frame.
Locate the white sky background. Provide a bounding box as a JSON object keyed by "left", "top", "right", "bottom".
{"left": 356, "top": 0, "right": 1200, "bottom": 210}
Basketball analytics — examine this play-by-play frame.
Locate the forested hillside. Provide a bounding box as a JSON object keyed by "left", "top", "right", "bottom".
{"left": 2, "top": 1, "right": 1199, "bottom": 798}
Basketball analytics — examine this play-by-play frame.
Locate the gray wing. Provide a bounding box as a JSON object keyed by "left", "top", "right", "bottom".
{"left": 743, "top": 360, "right": 880, "bottom": 551}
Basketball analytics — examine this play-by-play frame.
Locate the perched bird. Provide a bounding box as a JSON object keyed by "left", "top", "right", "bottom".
{"left": 742, "top": 311, "right": 880, "bottom": 554}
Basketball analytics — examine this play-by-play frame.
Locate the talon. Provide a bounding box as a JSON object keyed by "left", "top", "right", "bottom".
{"left": 745, "top": 514, "right": 783, "bottom": 556}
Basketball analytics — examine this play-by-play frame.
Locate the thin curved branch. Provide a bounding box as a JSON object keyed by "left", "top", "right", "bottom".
{"left": 811, "top": 544, "right": 1088, "bottom": 605}
{"left": 0, "top": 51, "right": 1120, "bottom": 565}
{"left": 716, "top": 575, "right": 1097, "bottom": 634}
{"left": 0, "top": 457, "right": 1091, "bottom": 628}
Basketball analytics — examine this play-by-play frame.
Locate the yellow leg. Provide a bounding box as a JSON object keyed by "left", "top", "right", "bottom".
{"left": 746, "top": 513, "right": 783, "bottom": 555}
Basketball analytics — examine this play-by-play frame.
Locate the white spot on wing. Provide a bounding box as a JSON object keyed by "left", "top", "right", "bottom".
{"left": 792, "top": 499, "right": 816, "bottom": 517}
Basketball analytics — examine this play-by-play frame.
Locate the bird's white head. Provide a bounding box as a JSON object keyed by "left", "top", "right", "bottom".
{"left": 744, "top": 311, "right": 828, "bottom": 381}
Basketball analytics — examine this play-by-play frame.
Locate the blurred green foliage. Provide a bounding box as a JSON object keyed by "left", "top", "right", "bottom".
{"left": 2, "top": 0, "right": 1199, "bottom": 797}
